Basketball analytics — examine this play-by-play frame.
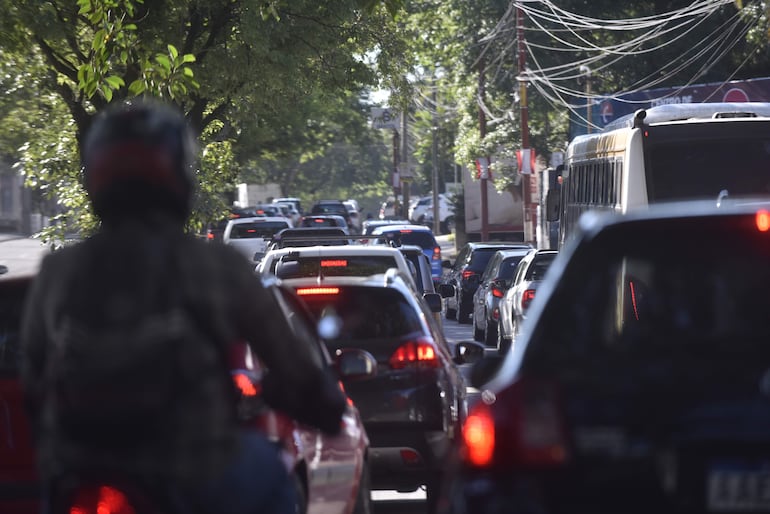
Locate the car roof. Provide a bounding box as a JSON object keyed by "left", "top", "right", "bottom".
{"left": 279, "top": 269, "right": 416, "bottom": 292}
{"left": 226, "top": 216, "right": 288, "bottom": 225}
{"left": 467, "top": 241, "right": 532, "bottom": 249}
{"left": 370, "top": 223, "right": 435, "bottom": 234}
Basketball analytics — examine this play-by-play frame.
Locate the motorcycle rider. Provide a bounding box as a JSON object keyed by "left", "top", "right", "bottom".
{"left": 20, "top": 98, "right": 347, "bottom": 514}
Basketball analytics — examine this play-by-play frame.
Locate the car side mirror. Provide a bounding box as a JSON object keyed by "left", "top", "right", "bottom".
{"left": 453, "top": 341, "right": 485, "bottom": 365}
{"left": 335, "top": 348, "right": 377, "bottom": 380}
{"left": 438, "top": 283, "right": 455, "bottom": 298}
{"left": 423, "top": 292, "right": 442, "bottom": 313}
{"left": 441, "top": 259, "right": 452, "bottom": 269}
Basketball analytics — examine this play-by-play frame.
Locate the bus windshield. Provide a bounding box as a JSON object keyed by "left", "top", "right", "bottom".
{"left": 645, "top": 123, "right": 770, "bottom": 202}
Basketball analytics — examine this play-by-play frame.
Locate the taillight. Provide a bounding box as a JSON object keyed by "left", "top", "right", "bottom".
{"left": 206, "top": 232, "right": 214, "bottom": 240}
{"left": 462, "top": 270, "right": 475, "bottom": 280}
{"left": 492, "top": 307, "right": 500, "bottom": 320}
{"left": 389, "top": 338, "right": 440, "bottom": 369}
{"left": 757, "top": 209, "right": 770, "bottom": 232}
{"left": 296, "top": 287, "right": 340, "bottom": 296}
{"left": 521, "top": 289, "right": 536, "bottom": 310}
{"left": 491, "top": 285, "right": 504, "bottom": 298}
{"left": 462, "top": 377, "right": 568, "bottom": 470}
{"left": 432, "top": 246, "right": 441, "bottom": 261}
{"left": 232, "top": 372, "right": 260, "bottom": 397}
{"left": 69, "top": 485, "right": 136, "bottom": 514}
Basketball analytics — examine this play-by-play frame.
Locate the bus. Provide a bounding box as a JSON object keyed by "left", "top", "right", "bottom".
{"left": 548, "top": 102, "right": 770, "bottom": 248}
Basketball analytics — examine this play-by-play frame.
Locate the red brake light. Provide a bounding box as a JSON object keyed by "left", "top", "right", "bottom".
{"left": 462, "top": 270, "right": 476, "bottom": 280}
{"left": 69, "top": 485, "right": 136, "bottom": 514}
{"left": 247, "top": 229, "right": 256, "bottom": 233}
{"left": 463, "top": 403, "right": 495, "bottom": 467}
{"left": 206, "top": 232, "right": 214, "bottom": 240}
{"left": 757, "top": 210, "right": 770, "bottom": 232}
{"left": 433, "top": 246, "right": 441, "bottom": 260}
{"left": 314, "top": 218, "right": 324, "bottom": 223}
{"left": 320, "top": 259, "right": 347, "bottom": 267}
{"left": 232, "top": 372, "right": 259, "bottom": 397}
{"left": 399, "top": 229, "right": 413, "bottom": 233}
{"left": 389, "top": 339, "right": 440, "bottom": 369}
{"left": 296, "top": 287, "right": 340, "bottom": 296}
{"left": 491, "top": 285, "right": 504, "bottom": 298}
{"left": 521, "top": 289, "right": 536, "bottom": 309}
{"left": 462, "top": 377, "right": 568, "bottom": 470}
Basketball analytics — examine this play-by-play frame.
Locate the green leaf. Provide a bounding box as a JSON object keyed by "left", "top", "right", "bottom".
{"left": 168, "top": 44, "right": 178, "bottom": 60}
{"left": 183, "top": 67, "right": 194, "bottom": 77}
{"left": 77, "top": 0, "right": 92, "bottom": 15}
{"left": 124, "top": 24, "right": 137, "bottom": 31}
{"left": 182, "top": 54, "right": 196, "bottom": 63}
{"left": 155, "top": 54, "right": 171, "bottom": 72}
{"left": 120, "top": 50, "right": 128, "bottom": 63}
{"left": 102, "top": 86, "right": 113, "bottom": 102}
{"left": 92, "top": 29, "right": 106, "bottom": 51}
{"left": 104, "top": 76, "right": 125, "bottom": 89}
{"left": 128, "top": 79, "right": 145, "bottom": 95}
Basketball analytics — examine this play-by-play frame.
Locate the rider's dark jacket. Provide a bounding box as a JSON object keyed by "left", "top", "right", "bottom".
{"left": 20, "top": 213, "right": 345, "bottom": 483}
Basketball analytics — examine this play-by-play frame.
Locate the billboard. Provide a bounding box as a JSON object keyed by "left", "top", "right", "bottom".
{"left": 569, "top": 76, "right": 770, "bottom": 140}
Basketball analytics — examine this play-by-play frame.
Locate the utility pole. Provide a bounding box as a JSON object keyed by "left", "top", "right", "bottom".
{"left": 479, "top": 58, "right": 489, "bottom": 241}
{"left": 432, "top": 84, "right": 440, "bottom": 235}
{"left": 400, "top": 111, "right": 411, "bottom": 220}
{"left": 580, "top": 65, "right": 592, "bottom": 133}
{"left": 517, "top": 4, "right": 536, "bottom": 245}
{"left": 392, "top": 128, "right": 400, "bottom": 217}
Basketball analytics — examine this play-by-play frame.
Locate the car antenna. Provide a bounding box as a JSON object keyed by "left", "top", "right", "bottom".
{"left": 716, "top": 189, "right": 729, "bottom": 207}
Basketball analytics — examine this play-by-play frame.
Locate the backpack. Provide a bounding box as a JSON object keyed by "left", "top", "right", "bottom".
{"left": 44, "top": 235, "right": 232, "bottom": 447}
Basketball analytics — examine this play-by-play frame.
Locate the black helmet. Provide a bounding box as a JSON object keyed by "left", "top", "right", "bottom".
{"left": 82, "top": 98, "right": 197, "bottom": 222}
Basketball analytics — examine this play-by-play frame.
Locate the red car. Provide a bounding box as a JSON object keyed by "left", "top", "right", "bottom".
{"left": 0, "top": 273, "right": 372, "bottom": 514}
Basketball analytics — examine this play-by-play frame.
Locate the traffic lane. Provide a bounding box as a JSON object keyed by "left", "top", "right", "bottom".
{"left": 442, "top": 314, "right": 499, "bottom": 407}
{"left": 370, "top": 316, "right": 484, "bottom": 513}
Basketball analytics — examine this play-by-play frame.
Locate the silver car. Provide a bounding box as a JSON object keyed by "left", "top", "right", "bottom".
{"left": 496, "top": 249, "right": 557, "bottom": 352}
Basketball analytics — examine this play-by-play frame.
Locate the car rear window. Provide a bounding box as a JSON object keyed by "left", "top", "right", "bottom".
{"left": 498, "top": 256, "right": 526, "bottom": 280}
{"left": 231, "top": 221, "right": 288, "bottom": 239}
{"left": 301, "top": 217, "right": 341, "bottom": 227}
{"left": 525, "top": 254, "right": 556, "bottom": 281}
{"left": 273, "top": 255, "right": 398, "bottom": 279}
{"left": 297, "top": 286, "right": 422, "bottom": 340}
{"left": 312, "top": 204, "right": 347, "bottom": 216}
{"left": 377, "top": 230, "right": 436, "bottom": 250}
{"left": 468, "top": 248, "right": 503, "bottom": 271}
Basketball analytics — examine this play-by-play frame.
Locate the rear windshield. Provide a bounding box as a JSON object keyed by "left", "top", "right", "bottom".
{"left": 468, "top": 248, "right": 504, "bottom": 271}
{"left": 273, "top": 256, "right": 397, "bottom": 278}
{"left": 377, "top": 230, "right": 436, "bottom": 250}
{"left": 301, "top": 217, "right": 341, "bottom": 227}
{"left": 297, "top": 286, "right": 422, "bottom": 340}
{"left": 525, "top": 254, "right": 556, "bottom": 281}
{"left": 498, "top": 256, "right": 526, "bottom": 280}
{"left": 230, "top": 221, "right": 288, "bottom": 239}
{"left": 311, "top": 204, "right": 347, "bottom": 216}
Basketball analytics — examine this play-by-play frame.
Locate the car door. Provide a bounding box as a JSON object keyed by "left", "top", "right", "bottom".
{"left": 474, "top": 252, "right": 501, "bottom": 327}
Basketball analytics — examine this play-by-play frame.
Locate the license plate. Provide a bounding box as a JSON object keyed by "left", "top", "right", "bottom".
{"left": 707, "top": 460, "right": 770, "bottom": 512}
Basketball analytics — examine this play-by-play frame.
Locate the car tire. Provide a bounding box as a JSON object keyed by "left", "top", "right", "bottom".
{"left": 352, "top": 460, "right": 372, "bottom": 514}
{"left": 484, "top": 319, "right": 497, "bottom": 347}
{"left": 473, "top": 320, "right": 485, "bottom": 342}
{"left": 425, "top": 472, "right": 446, "bottom": 514}
{"left": 457, "top": 298, "right": 471, "bottom": 324}
{"left": 497, "top": 320, "right": 511, "bottom": 353}
{"left": 441, "top": 216, "right": 455, "bottom": 235}
{"left": 292, "top": 471, "right": 308, "bottom": 514}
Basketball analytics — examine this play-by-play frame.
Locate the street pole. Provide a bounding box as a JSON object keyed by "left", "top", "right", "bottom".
{"left": 517, "top": 4, "right": 535, "bottom": 245}
{"left": 392, "top": 128, "right": 400, "bottom": 218}
{"left": 580, "top": 65, "right": 592, "bottom": 133}
{"left": 479, "top": 59, "right": 489, "bottom": 241}
{"left": 401, "top": 111, "right": 410, "bottom": 220}
{"left": 432, "top": 85, "right": 441, "bottom": 235}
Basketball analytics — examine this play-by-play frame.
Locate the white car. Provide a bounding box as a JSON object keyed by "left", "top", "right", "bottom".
{"left": 223, "top": 216, "right": 292, "bottom": 262}
{"left": 257, "top": 244, "right": 416, "bottom": 289}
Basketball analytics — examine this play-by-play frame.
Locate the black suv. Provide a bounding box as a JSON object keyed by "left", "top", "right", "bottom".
{"left": 443, "top": 242, "right": 532, "bottom": 324}
{"left": 454, "top": 200, "right": 770, "bottom": 514}
{"left": 285, "top": 272, "right": 483, "bottom": 513}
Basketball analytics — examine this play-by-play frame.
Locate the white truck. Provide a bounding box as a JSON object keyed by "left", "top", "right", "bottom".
{"left": 235, "top": 183, "right": 283, "bottom": 207}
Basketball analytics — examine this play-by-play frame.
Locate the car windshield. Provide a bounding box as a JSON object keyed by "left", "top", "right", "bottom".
{"left": 273, "top": 255, "right": 397, "bottom": 278}
{"left": 468, "top": 248, "right": 505, "bottom": 272}
{"left": 498, "top": 256, "right": 526, "bottom": 280}
{"left": 525, "top": 254, "right": 557, "bottom": 281}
